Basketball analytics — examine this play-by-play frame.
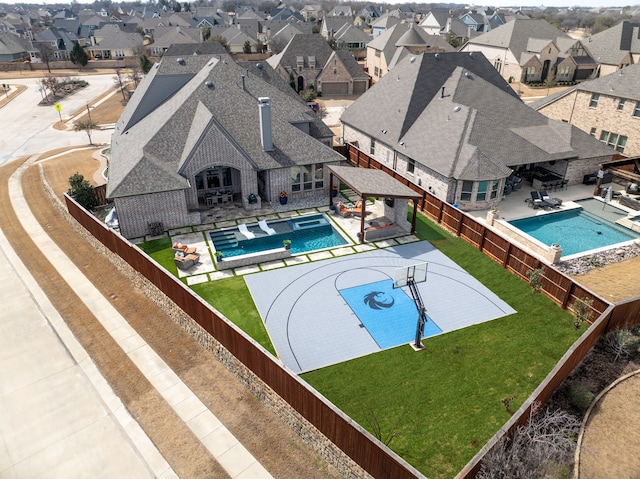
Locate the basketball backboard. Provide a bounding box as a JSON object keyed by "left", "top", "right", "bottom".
{"left": 393, "top": 262, "right": 427, "bottom": 288}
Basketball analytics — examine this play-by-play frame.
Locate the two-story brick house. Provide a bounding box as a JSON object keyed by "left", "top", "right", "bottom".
{"left": 532, "top": 62, "right": 640, "bottom": 157}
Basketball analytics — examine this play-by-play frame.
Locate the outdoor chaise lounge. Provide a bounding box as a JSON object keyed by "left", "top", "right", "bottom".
{"left": 172, "top": 242, "right": 197, "bottom": 255}
{"left": 526, "top": 191, "right": 556, "bottom": 210}
{"left": 335, "top": 201, "right": 353, "bottom": 217}
{"left": 351, "top": 200, "right": 364, "bottom": 217}
{"left": 238, "top": 223, "right": 256, "bottom": 239}
{"left": 258, "top": 219, "right": 276, "bottom": 235}
{"left": 174, "top": 253, "right": 199, "bottom": 270}
{"left": 539, "top": 190, "right": 562, "bottom": 207}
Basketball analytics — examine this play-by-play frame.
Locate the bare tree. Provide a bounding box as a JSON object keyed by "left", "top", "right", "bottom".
{"left": 37, "top": 43, "right": 55, "bottom": 73}
{"left": 74, "top": 119, "right": 98, "bottom": 145}
{"left": 478, "top": 405, "right": 580, "bottom": 479}
{"left": 113, "top": 68, "right": 127, "bottom": 102}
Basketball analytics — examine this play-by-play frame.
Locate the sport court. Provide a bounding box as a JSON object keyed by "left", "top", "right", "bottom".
{"left": 245, "top": 242, "right": 515, "bottom": 373}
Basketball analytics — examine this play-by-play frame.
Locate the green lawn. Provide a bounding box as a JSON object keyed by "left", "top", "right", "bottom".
{"left": 140, "top": 213, "right": 582, "bottom": 478}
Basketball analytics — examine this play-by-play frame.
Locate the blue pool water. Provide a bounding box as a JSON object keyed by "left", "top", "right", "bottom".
{"left": 509, "top": 208, "right": 639, "bottom": 256}
{"left": 210, "top": 214, "right": 347, "bottom": 257}
{"left": 339, "top": 280, "right": 442, "bottom": 349}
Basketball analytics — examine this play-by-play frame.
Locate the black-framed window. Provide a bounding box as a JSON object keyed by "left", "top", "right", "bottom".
{"left": 589, "top": 93, "right": 599, "bottom": 108}
{"left": 634, "top": 101, "right": 640, "bottom": 117}
{"left": 618, "top": 99, "right": 626, "bottom": 111}
{"left": 460, "top": 180, "right": 473, "bottom": 201}
{"left": 370, "top": 138, "right": 376, "bottom": 155}
{"left": 407, "top": 158, "right": 415, "bottom": 175}
{"left": 291, "top": 163, "right": 324, "bottom": 192}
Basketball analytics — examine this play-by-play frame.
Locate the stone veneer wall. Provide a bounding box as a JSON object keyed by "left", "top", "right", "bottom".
{"left": 41, "top": 166, "right": 372, "bottom": 479}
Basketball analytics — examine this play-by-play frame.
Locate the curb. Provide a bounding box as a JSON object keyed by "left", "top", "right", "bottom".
{"left": 573, "top": 367, "right": 640, "bottom": 478}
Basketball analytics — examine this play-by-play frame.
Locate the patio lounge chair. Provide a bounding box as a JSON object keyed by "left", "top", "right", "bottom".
{"left": 172, "top": 242, "right": 197, "bottom": 255}
{"left": 174, "top": 253, "right": 199, "bottom": 270}
{"left": 539, "top": 190, "right": 562, "bottom": 208}
{"left": 351, "top": 200, "right": 364, "bottom": 217}
{"left": 526, "top": 191, "right": 552, "bottom": 210}
{"left": 335, "top": 201, "right": 353, "bottom": 217}
{"left": 258, "top": 219, "right": 276, "bottom": 235}
{"left": 238, "top": 223, "right": 255, "bottom": 239}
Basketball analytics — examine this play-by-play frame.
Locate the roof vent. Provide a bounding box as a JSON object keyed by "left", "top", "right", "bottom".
{"left": 410, "top": 56, "right": 416, "bottom": 63}
{"left": 465, "top": 72, "right": 473, "bottom": 79}
{"left": 205, "top": 80, "right": 214, "bottom": 89}
{"left": 177, "top": 57, "right": 185, "bottom": 65}
{"left": 241, "top": 74, "right": 246, "bottom": 90}
{"left": 256, "top": 62, "right": 263, "bottom": 69}
{"left": 453, "top": 106, "right": 461, "bottom": 112}
{"left": 440, "top": 86, "right": 445, "bottom": 98}
{"left": 468, "top": 52, "right": 474, "bottom": 58}
{"left": 381, "top": 129, "right": 387, "bottom": 134}
{"left": 435, "top": 53, "right": 441, "bottom": 60}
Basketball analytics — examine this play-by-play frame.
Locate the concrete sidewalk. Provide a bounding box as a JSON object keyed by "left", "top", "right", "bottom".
{"left": 1, "top": 154, "right": 273, "bottom": 478}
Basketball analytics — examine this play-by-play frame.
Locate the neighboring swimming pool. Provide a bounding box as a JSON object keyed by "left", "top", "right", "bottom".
{"left": 508, "top": 205, "right": 640, "bottom": 257}
{"left": 209, "top": 214, "right": 348, "bottom": 258}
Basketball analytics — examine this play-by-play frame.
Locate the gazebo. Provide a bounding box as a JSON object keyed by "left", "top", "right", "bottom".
{"left": 328, "top": 165, "right": 423, "bottom": 243}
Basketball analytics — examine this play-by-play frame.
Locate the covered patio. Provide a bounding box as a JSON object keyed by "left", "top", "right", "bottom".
{"left": 328, "top": 165, "right": 423, "bottom": 243}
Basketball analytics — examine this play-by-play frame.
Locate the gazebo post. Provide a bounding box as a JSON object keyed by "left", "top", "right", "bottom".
{"left": 411, "top": 199, "right": 418, "bottom": 234}
{"left": 329, "top": 172, "right": 335, "bottom": 208}
{"left": 360, "top": 196, "right": 366, "bottom": 243}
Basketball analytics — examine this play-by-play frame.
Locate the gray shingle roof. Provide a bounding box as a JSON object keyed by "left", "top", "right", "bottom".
{"left": 328, "top": 165, "right": 422, "bottom": 198}
{"left": 368, "top": 21, "right": 454, "bottom": 62}
{"left": 108, "top": 45, "right": 342, "bottom": 198}
{"left": 550, "top": 62, "right": 640, "bottom": 102}
{"left": 585, "top": 21, "right": 640, "bottom": 66}
{"left": 468, "top": 18, "right": 571, "bottom": 63}
{"left": 267, "top": 33, "right": 333, "bottom": 70}
{"left": 341, "top": 52, "right": 613, "bottom": 181}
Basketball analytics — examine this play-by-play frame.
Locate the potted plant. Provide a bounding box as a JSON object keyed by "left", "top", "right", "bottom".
{"left": 279, "top": 190, "right": 288, "bottom": 205}
{"left": 283, "top": 239, "right": 291, "bottom": 249}
{"left": 215, "top": 251, "right": 223, "bottom": 261}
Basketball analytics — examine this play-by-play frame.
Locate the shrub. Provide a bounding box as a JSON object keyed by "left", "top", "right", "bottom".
{"left": 568, "top": 384, "right": 594, "bottom": 411}
{"left": 67, "top": 172, "right": 98, "bottom": 210}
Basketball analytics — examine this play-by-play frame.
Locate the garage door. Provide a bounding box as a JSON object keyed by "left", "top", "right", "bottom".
{"left": 352, "top": 81, "right": 367, "bottom": 95}
{"left": 322, "top": 82, "right": 348, "bottom": 95}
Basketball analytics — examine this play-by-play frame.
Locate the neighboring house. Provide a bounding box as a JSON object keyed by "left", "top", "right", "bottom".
{"left": 419, "top": 8, "right": 472, "bottom": 45}
{"left": 460, "top": 11, "right": 489, "bottom": 33}
{"left": 326, "top": 6, "right": 353, "bottom": 17}
{"left": 33, "top": 26, "right": 79, "bottom": 60}
{"left": 267, "top": 33, "right": 369, "bottom": 95}
{"left": 366, "top": 21, "right": 454, "bottom": 82}
{"left": 332, "top": 22, "right": 370, "bottom": 51}
{"left": 321, "top": 15, "right": 352, "bottom": 40}
{"left": 149, "top": 26, "right": 199, "bottom": 56}
{"left": 0, "top": 32, "right": 31, "bottom": 62}
{"left": 355, "top": 5, "right": 382, "bottom": 27}
{"left": 584, "top": 21, "right": 640, "bottom": 76}
{"left": 371, "top": 13, "right": 400, "bottom": 38}
{"left": 532, "top": 62, "right": 640, "bottom": 156}
{"left": 89, "top": 23, "right": 143, "bottom": 59}
{"left": 107, "top": 42, "right": 343, "bottom": 239}
{"left": 341, "top": 52, "right": 615, "bottom": 211}
{"left": 299, "top": 4, "right": 322, "bottom": 22}
{"left": 459, "top": 18, "right": 597, "bottom": 84}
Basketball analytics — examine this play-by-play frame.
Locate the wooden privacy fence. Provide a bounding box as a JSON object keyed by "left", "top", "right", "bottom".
{"left": 343, "top": 142, "right": 640, "bottom": 478}
{"left": 64, "top": 194, "right": 424, "bottom": 479}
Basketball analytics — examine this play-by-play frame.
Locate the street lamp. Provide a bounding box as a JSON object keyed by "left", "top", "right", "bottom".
{"left": 86, "top": 103, "right": 92, "bottom": 122}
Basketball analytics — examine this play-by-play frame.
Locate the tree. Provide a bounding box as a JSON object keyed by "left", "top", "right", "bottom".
{"left": 74, "top": 118, "right": 98, "bottom": 145}
{"left": 69, "top": 41, "right": 88, "bottom": 67}
{"left": 113, "top": 68, "right": 127, "bottom": 101}
{"left": 200, "top": 25, "right": 211, "bottom": 42}
{"left": 445, "top": 32, "right": 460, "bottom": 48}
{"left": 139, "top": 53, "right": 153, "bottom": 74}
{"left": 209, "top": 35, "right": 230, "bottom": 52}
{"left": 183, "top": 2, "right": 191, "bottom": 12}
{"left": 127, "top": 66, "right": 142, "bottom": 88}
{"left": 67, "top": 173, "right": 98, "bottom": 210}
{"left": 173, "top": 2, "right": 182, "bottom": 11}
{"left": 38, "top": 43, "right": 55, "bottom": 73}
{"left": 243, "top": 40, "right": 251, "bottom": 54}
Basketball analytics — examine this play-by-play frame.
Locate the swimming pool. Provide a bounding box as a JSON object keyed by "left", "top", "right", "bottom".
{"left": 509, "top": 207, "right": 639, "bottom": 257}
{"left": 209, "top": 214, "right": 348, "bottom": 258}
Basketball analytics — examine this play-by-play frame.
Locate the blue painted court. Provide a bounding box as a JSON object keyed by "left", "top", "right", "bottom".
{"left": 244, "top": 242, "right": 516, "bottom": 373}
{"left": 339, "top": 280, "right": 442, "bottom": 349}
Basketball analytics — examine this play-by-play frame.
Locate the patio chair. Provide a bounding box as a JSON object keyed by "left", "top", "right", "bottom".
{"left": 525, "top": 191, "right": 552, "bottom": 210}
{"left": 172, "top": 242, "right": 197, "bottom": 255}
{"left": 258, "top": 219, "right": 276, "bottom": 235}
{"left": 539, "top": 190, "right": 562, "bottom": 208}
{"left": 351, "top": 200, "right": 364, "bottom": 217}
{"left": 335, "top": 201, "right": 353, "bottom": 217}
{"left": 174, "top": 253, "right": 197, "bottom": 270}
{"left": 238, "top": 223, "right": 255, "bottom": 239}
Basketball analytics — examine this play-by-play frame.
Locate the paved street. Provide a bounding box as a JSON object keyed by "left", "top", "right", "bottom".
{"left": 0, "top": 74, "right": 115, "bottom": 165}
